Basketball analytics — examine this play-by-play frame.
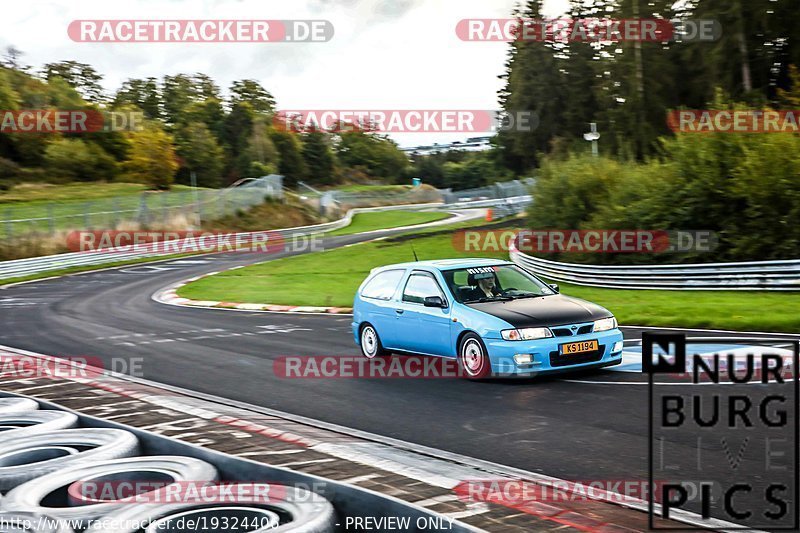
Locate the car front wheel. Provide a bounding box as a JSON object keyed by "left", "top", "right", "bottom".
{"left": 360, "top": 324, "right": 387, "bottom": 359}
{"left": 459, "top": 333, "right": 491, "bottom": 378}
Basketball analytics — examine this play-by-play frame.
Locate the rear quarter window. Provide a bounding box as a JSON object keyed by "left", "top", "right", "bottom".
{"left": 360, "top": 269, "right": 405, "bottom": 300}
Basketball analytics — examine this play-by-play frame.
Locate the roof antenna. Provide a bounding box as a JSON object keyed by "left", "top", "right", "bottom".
{"left": 411, "top": 244, "right": 419, "bottom": 262}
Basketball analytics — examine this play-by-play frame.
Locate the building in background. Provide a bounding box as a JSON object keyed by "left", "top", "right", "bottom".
{"left": 401, "top": 136, "right": 493, "bottom": 156}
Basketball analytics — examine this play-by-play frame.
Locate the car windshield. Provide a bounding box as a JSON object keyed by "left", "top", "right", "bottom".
{"left": 442, "top": 265, "right": 556, "bottom": 303}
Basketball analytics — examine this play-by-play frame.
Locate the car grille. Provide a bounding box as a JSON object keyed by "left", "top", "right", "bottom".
{"left": 549, "top": 345, "right": 605, "bottom": 367}
{"left": 551, "top": 324, "right": 594, "bottom": 337}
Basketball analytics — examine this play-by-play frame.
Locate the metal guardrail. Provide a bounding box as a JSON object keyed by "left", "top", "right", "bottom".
{"left": 510, "top": 241, "right": 800, "bottom": 291}
{"left": 439, "top": 178, "right": 535, "bottom": 204}
{"left": 451, "top": 195, "right": 531, "bottom": 218}
{"left": 294, "top": 178, "right": 533, "bottom": 212}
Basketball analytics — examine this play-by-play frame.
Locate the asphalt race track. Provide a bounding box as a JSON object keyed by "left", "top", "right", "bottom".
{"left": 2, "top": 221, "right": 798, "bottom": 524}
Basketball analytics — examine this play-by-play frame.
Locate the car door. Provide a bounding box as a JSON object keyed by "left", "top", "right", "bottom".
{"left": 358, "top": 268, "right": 407, "bottom": 349}
{"left": 395, "top": 270, "right": 452, "bottom": 356}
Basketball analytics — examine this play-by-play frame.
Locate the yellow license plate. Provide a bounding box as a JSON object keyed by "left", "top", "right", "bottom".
{"left": 560, "top": 340, "right": 598, "bottom": 355}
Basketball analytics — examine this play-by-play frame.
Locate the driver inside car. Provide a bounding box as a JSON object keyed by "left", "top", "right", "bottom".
{"left": 465, "top": 273, "right": 502, "bottom": 301}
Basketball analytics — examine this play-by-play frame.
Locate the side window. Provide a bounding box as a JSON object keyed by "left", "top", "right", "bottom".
{"left": 402, "top": 273, "right": 443, "bottom": 304}
{"left": 361, "top": 269, "right": 405, "bottom": 300}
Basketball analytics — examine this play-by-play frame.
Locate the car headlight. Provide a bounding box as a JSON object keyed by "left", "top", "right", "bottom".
{"left": 593, "top": 317, "right": 617, "bottom": 332}
{"left": 501, "top": 327, "right": 553, "bottom": 341}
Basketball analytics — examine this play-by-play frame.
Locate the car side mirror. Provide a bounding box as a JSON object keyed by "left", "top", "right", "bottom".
{"left": 549, "top": 284, "right": 560, "bottom": 293}
{"left": 424, "top": 296, "right": 447, "bottom": 308}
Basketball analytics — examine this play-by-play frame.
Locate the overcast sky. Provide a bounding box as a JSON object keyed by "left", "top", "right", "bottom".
{"left": 2, "top": 0, "right": 570, "bottom": 147}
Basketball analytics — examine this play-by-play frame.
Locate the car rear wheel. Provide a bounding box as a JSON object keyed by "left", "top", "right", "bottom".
{"left": 459, "top": 333, "right": 491, "bottom": 379}
{"left": 360, "top": 324, "right": 387, "bottom": 359}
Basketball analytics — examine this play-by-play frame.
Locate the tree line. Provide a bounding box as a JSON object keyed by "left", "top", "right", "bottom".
{"left": 506, "top": 0, "right": 800, "bottom": 262}
{"left": 0, "top": 54, "right": 422, "bottom": 190}
{"left": 496, "top": 0, "right": 800, "bottom": 168}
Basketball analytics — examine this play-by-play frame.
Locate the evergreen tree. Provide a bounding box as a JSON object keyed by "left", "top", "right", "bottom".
{"left": 301, "top": 129, "right": 336, "bottom": 185}
{"left": 269, "top": 130, "right": 308, "bottom": 186}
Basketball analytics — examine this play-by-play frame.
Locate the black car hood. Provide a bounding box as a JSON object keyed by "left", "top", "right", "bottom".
{"left": 466, "top": 294, "right": 611, "bottom": 328}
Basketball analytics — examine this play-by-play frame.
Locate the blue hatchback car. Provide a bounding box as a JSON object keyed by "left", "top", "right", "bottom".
{"left": 352, "top": 259, "right": 624, "bottom": 378}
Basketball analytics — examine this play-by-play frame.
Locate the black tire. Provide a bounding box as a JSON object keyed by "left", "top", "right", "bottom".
{"left": 3, "top": 456, "right": 219, "bottom": 522}
{"left": 359, "top": 323, "right": 387, "bottom": 359}
{"left": 458, "top": 333, "right": 492, "bottom": 379}
{"left": 0, "top": 429, "right": 140, "bottom": 491}
{"left": 0, "top": 412, "right": 79, "bottom": 441}
{"left": 0, "top": 398, "right": 38, "bottom": 415}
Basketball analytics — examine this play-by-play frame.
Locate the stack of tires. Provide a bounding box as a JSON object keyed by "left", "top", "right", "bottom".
{"left": 0, "top": 398, "right": 336, "bottom": 532}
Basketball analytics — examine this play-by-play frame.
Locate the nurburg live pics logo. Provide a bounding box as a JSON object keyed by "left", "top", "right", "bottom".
{"left": 644, "top": 333, "right": 799, "bottom": 530}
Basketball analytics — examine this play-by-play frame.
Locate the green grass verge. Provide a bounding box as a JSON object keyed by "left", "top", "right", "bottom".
{"left": 327, "top": 210, "right": 450, "bottom": 236}
{"left": 178, "top": 228, "right": 800, "bottom": 332}
{"left": 177, "top": 230, "right": 491, "bottom": 307}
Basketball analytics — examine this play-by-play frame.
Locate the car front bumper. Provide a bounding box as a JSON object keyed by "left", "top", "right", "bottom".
{"left": 484, "top": 328, "right": 624, "bottom": 377}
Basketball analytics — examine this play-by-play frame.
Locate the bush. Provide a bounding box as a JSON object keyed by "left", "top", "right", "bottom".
{"left": 43, "top": 138, "right": 118, "bottom": 181}
{"left": 528, "top": 132, "right": 800, "bottom": 263}
{"left": 245, "top": 161, "right": 278, "bottom": 179}
{"left": 528, "top": 154, "right": 621, "bottom": 230}
{"left": 123, "top": 124, "right": 178, "bottom": 190}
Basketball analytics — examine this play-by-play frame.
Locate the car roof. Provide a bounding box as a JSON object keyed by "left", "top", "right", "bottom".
{"left": 374, "top": 258, "right": 513, "bottom": 272}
